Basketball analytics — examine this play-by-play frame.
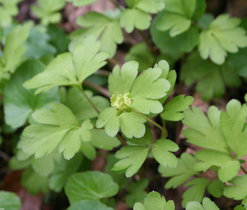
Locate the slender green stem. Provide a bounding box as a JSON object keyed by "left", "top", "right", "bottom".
{"left": 133, "top": 110, "right": 168, "bottom": 138}
{"left": 78, "top": 85, "right": 100, "bottom": 114}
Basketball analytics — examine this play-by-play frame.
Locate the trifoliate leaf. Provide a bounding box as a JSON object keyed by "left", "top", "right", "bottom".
{"left": 65, "top": 171, "right": 119, "bottom": 203}
{"left": 126, "top": 179, "right": 148, "bottom": 207}
{"left": 68, "top": 200, "right": 113, "bottom": 210}
{"left": 0, "top": 23, "right": 31, "bottom": 80}
{"left": 0, "top": 0, "right": 21, "bottom": 26}
{"left": 155, "top": 0, "right": 205, "bottom": 36}
{"left": 64, "top": 87, "right": 109, "bottom": 122}
{"left": 133, "top": 191, "right": 175, "bottom": 210}
{"left": 112, "top": 145, "right": 149, "bottom": 177}
{"left": 183, "top": 100, "right": 247, "bottom": 157}
{"left": 152, "top": 139, "right": 179, "bottom": 168}
{"left": 194, "top": 150, "right": 240, "bottom": 182}
{"left": 120, "top": 0, "right": 165, "bottom": 32}
{"left": 125, "top": 43, "right": 155, "bottom": 71}
{"left": 186, "top": 197, "right": 219, "bottom": 210}
{"left": 21, "top": 168, "right": 49, "bottom": 194}
{"left": 97, "top": 60, "right": 170, "bottom": 138}
{"left": 161, "top": 95, "right": 194, "bottom": 121}
{"left": 183, "top": 178, "right": 210, "bottom": 207}
{"left": 75, "top": 11, "right": 123, "bottom": 57}
{"left": 18, "top": 103, "right": 93, "bottom": 160}
{"left": 0, "top": 191, "right": 21, "bottom": 210}
{"left": 3, "top": 60, "right": 59, "bottom": 129}
{"left": 181, "top": 52, "right": 241, "bottom": 101}
{"left": 199, "top": 14, "right": 247, "bottom": 65}
{"left": 224, "top": 175, "right": 247, "bottom": 200}
{"left": 66, "top": 0, "right": 98, "bottom": 6}
{"left": 32, "top": 0, "right": 66, "bottom": 25}
{"left": 151, "top": 14, "right": 199, "bottom": 58}
{"left": 24, "top": 36, "right": 108, "bottom": 94}
{"left": 159, "top": 153, "right": 198, "bottom": 189}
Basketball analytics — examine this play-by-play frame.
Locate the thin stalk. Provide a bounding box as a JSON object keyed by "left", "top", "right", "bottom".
{"left": 133, "top": 110, "right": 168, "bottom": 138}
{"left": 108, "top": 0, "right": 124, "bottom": 11}
{"left": 117, "top": 134, "right": 127, "bottom": 145}
{"left": 241, "top": 165, "right": 247, "bottom": 174}
{"left": 78, "top": 85, "right": 100, "bottom": 114}
{"left": 84, "top": 81, "right": 110, "bottom": 98}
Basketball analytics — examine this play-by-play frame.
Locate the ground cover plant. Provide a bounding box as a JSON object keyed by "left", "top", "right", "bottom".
{"left": 0, "top": 0, "right": 247, "bottom": 209}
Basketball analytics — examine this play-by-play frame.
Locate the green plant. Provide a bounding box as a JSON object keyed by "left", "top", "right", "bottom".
{"left": 0, "top": 0, "right": 247, "bottom": 209}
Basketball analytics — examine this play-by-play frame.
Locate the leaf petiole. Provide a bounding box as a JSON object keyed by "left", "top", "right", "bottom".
{"left": 133, "top": 109, "right": 168, "bottom": 138}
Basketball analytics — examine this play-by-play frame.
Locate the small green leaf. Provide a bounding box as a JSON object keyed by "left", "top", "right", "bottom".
{"left": 195, "top": 150, "right": 240, "bottom": 182}
{"left": 133, "top": 191, "right": 175, "bottom": 210}
{"left": 18, "top": 103, "right": 93, "bottom": 160}
{"left": 75, "top": 11, "right": 123, "bottom": 57}
{"left": 220, "top": 100, "right": 247, "bottom": 158}
{"left": 207, "top": 179, "right": 224, "bottom": 198}
{"left": 24, "top": 36, "right": 108, "bottom": 94}
{"left": 49, "top": 153, "right": 83, "bottom": 192}
{"left": 120, "top": 8, "right": 151, "bottom": 33}
{"left": 183, "top": 106, "right": 227, "bottom": 152}
{"left": 181, "top": 52, "right": 241, "bottom": 101}
{"left": 121, "top": 0, "right": 165, "bottom": 32}
{"left": 112, "top": 145, "right": 149, "bottom": 177}
{"left": 90, "top": 129, "right": 120, "bottom": 150}
{"left": 3, "top": 60, "right": 59, "bottom": 129}
{"left": 65, "top": 171, "right": 119, "bottom": 204}
{"left": 32, "top": 0, "right": 66, "bottom": 25}
{"left": 161, "top": 95, "right": 193, "bottom": 121}
{"left": 155, "top": 0, "right": 205, "bottom": 36}
{"left": 26, "top": 26, "right": 56, "bottom": 58}
{"left": 0, "top": 0, "right": 21, "bottom": 26}
{"left": 199, "top": 14, "right": 247, "bottom": 65}
{"left": 152, "top": 139, "right": 178, "bottom": 168}
{"left": 151, "top": 15, "right": 199, "bottom": 58}
{"left": 159, "top": 153, "right": 198, "bottom": 189}
{"left": 68, "top": 200, "right": 113, "bottom": 210}
{"left": 224, "top": 175, "right": 247, "bottom": 200}
{"left": 183, "top": 178, "right": 210, "bottom": 207}
{"left": 0, "top": 23, "right": 31, "bottom": 80}
{"left": 0, "top": 191, "right": 21, "bottom": 210}
{"left": 186, "top": 197, "right": 219, "bottom": 210}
